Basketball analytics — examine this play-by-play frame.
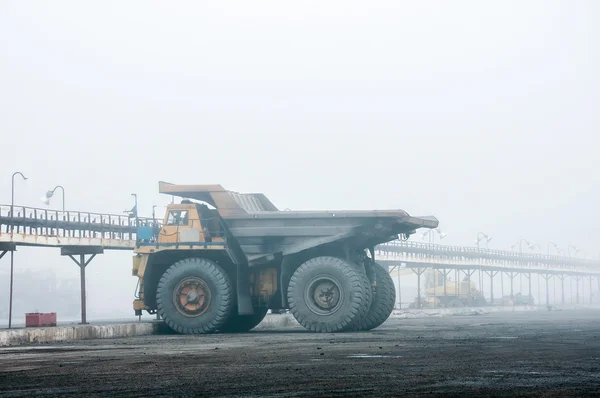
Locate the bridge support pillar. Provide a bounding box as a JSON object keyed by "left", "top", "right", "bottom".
{"left": 537, "top": 273, "right": 541, "bottom": 307}
{"left": 575, "top": 276, "right": 581, "bottom": 305}
{"left": 62, "top": 246, "right": 104, "bottom": 325}
{"left": 500, "top": 272, "right": 504, "bottom": 305}
{"left": 463, "top": 269, "right": 476, "bottom": 304}
{"left": 485, "top": 271, "right": 499, "bottom": 305}
{"left": 410, "top": 267, "right": 427, "bottom": 309}
{"left": 590, "top": 276, "right": 594, "bottom": 304}
{"left": 508, "top": 272, "right": 517, "bottom": 305}
{"left": 443, "top": 268, "right": 447, "bottom": 297}
{"left": 0, "top": 243, "right": 17, "bottom": 329}
{"left": 541, "top": 274, "right": 551, "bottom": 307}
{"left": 441, "top": 269, "right": 451, "bottom": 303}
{"left": 466, "top": 269, "right": 471, "bottom": 296}
{"left": 558, "top": 275, "right": 566, "bottom": 305}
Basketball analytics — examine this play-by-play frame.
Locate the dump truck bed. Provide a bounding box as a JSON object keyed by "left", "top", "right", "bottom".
{"left": 159, "top": 182, "right": 439, "bottom": 264}
{"left": 222, "top": 210, "right": 438, "bottom": 263}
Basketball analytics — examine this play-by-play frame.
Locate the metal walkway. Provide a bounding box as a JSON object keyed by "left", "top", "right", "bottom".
{"left": 376, "top": 240, "right": 600, "bottom": 276}
{"left": 0, "top": 204, "right": 159, "bottom": 328}
{"left": 0, "top": 205, "right": 156, "bottom": 250}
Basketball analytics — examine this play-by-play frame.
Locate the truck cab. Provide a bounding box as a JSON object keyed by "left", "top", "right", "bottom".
{"left": 158, "top": 201, "right": 224, "bottom": 245}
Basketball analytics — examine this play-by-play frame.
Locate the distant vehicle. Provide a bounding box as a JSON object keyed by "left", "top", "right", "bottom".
{"left": 401, "top": 268, "right": 487, "bottom": 308}
{"left": 131, "top": 182, "right": 438, "bottom": 334}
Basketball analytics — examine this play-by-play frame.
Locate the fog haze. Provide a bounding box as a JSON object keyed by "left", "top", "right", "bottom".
{"left": 0, "top": 1, "right": 597, "bottom": 318}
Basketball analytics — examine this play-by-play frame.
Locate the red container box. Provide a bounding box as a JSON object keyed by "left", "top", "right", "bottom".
{"left": 25, "top": 313, "right": 57, "bottom": 327}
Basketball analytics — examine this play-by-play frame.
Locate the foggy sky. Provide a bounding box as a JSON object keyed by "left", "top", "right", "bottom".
{"left": 0, "top": 1, "right": 597, "bottom": 318}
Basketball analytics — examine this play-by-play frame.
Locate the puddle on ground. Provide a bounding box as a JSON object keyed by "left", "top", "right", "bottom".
{"left": 347, "top": 354, "right": 403, "bottom": 359}
{"left": 481, "top": 370, "right": 550, "bottom": 376}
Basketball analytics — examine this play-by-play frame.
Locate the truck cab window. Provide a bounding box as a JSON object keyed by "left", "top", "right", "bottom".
{"left": 167, "top": 210, "right": 189, "bottom": 226}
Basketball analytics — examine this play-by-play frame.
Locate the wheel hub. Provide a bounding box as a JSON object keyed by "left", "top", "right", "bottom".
{"left": 173, "top": 277, "right": 211, "bottom": 317}
{"left": 305, "top": 276, "right": 343, "bottom": 315}
{"left": 187, "top": 290, "right": 200, "bottom": 303}
{"left": 313, "top": 281, "right": 340, "bottom": 310}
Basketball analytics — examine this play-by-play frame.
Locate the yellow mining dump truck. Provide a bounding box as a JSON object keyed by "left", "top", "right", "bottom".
{"left": 132, "top": 182, "right": 438, "bottom": 334}
{"left": 422, "top": 270, "right": 486, "bottom": 307}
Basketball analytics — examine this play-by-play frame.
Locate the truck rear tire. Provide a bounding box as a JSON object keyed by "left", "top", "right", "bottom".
{"left": 219, "top": 306, "right": 268, "bottom": 333}
{"left": 287, "top": 256, "right": 369, "bottom": 333}
{"left": 351, "top": 262, "right": 396, "bottom": 331}
{"left": 156, "top": 257, "right": 233, "bottom": 334}
{"left": 341, "top": 261, "right": 373, "bottom": 331}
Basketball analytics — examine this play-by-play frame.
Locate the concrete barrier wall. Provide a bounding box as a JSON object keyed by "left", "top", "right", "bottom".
{"left": 0, "top": 316, "right": 298, "bottom": 347}
{"left": 0, "top": 322, "right": 159, "bottom": 347}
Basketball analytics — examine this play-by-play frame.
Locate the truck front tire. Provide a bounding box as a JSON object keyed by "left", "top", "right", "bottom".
{"left": 287, "top": 256, "right": 370, "bottom": 333}
{"left": 156, "top": 257, "right": 233, "bottom": 334}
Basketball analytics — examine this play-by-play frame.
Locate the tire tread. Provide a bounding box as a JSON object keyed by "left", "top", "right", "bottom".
{"left": 352, "top": 262, "right": 396, "bottom": 331}
{"left": 288, "top": 256, "right": 367, "bottom": 333}
{"left": 156, "top": 257, "right": 233, "bottom": 334}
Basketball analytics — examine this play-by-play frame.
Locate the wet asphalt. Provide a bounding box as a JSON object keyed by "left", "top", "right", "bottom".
{"left": 0, "top": 309, "right": 599, "bottom": 397}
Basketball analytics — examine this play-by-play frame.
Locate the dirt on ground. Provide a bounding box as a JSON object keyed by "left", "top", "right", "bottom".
{"left": 0, "top": 310, "right": 599, "bottom": 397}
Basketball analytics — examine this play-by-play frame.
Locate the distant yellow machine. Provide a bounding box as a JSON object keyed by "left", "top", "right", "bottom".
{"left": 390, "top": 267, "right": 485, "bottom": 308}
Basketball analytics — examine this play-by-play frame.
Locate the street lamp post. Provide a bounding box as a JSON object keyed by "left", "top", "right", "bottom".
{"left": 131, "top": 193, "right": 139, "bottom": 228}
{"left": 421, "top": 228, "right": 447, "bottom": 245}
{"left": 476, "top": 232, "right": 492, "bottom": 298}
{"left": 420, "top": 228, "right": 446, "bottom": 308}
{"left": 152, "top": 205, "right": 158, "bottom": 241}
{"left": 568, "top": 245, "right": 580, "bottom": 258}
{"left": 511, "top": 238, "right": 532, "bottom": 253}
{"left": 9, "top": 171, "right": 28, "bottom": 329}
{"left": 476, "top": 232, "right": 492, "bottom": 249}
{"left": 547, "top": 241, "right": 562, "bottom": 256}
{"left": 41, "top": 185, "right": 65, "bottom": 211}
{"left": 11, "top": 172, "right": 28, "bottom": 231}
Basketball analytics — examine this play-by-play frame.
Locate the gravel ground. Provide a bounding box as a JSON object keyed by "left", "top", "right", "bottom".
{"left": 0, "top": 309, "right": 599, "bottom": 397}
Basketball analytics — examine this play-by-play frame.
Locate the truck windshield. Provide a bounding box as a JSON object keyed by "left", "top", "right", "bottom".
{"left": 166, "top": 210, "right": 188, "bottom": 226}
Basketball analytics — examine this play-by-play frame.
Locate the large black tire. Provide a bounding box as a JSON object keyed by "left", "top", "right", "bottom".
{"left": 352, "top": 262, "right": 396, "bottom": 331}
{"left": 219, "top": 306, "right": 268, "bottom": 333}
{"left": 341, "top": 261, "right": 373, "bottom": 331}
{"left": 287, "top": 256, "right": 370, "bottom": 333}
{"left": 156, "top": 257, "right": 233, "bottom": 334}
